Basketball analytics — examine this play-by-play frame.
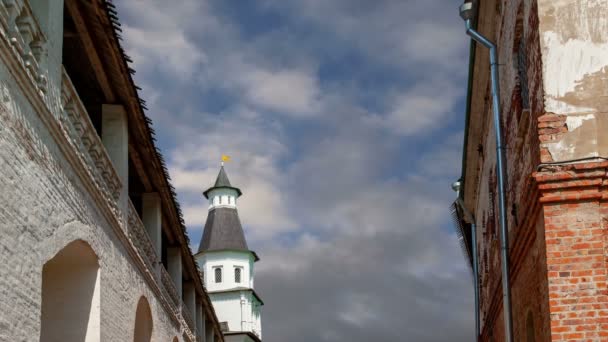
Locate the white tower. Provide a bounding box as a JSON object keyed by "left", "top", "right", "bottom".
{"left": 195, "top": 166, "right": 263, "bottom": 342}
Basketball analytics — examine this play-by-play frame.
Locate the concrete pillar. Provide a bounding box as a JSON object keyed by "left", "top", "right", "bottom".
{"left": 205, "top": 319, "right": 214, "bottom": 342}
{"left": 167, "top": 247, "right": 182, "bottom": 298}
{"left": 142, "top": 192, "right": 162, "bottom": 267}
{"left": 196, "top": 300, "right": 204, "bottom": 341}
{"left": 102, "top": 104, "right": 128, "bottom": 215}
{"left": 183, "top": 281, "right": 196, "bottom": 324}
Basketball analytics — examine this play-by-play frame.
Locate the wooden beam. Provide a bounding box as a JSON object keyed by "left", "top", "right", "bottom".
{"left": 65, "top": 0, "right": 115, "bottom": 102}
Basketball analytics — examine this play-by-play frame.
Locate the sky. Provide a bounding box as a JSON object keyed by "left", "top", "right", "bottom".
{"left": 117, "top": 1, "right": 474, "bottom": 340}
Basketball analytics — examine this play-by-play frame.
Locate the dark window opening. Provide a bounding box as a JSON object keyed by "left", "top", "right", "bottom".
{"left": 235, "top": 268, "right": 242, "bottom": 283}
{"left": 214, "top": 268, "right": 222, "bottom": 283}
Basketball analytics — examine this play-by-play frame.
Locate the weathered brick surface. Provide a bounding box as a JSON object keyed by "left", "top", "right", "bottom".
{"left": 0, "top": 51, "right": 183, "bottom": 341}
{"left": 468, "top": 0, "right": 608, "bottom": 341}
{"left": 534, "top": 162, "right": 608, "bottom": 341}
{"left": 471, "top": 0, "right": 549, "bottom": 339}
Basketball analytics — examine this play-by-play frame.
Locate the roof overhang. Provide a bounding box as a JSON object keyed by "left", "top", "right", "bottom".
{"left": 203, "top": 186, "right": 243, "bottom": 199}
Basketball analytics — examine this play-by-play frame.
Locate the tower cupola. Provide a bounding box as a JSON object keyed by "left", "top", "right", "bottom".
{"left": 203, "top": 166, "right": 242, "bottom": 210}
{"left": 195, "top": 164, "right": 263, "bottom": 340}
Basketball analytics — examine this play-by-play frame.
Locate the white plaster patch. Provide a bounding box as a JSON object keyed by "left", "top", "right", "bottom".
{"left": 546, "top": 138, "right": 599, "bottom": 161}
{"left": 542, "top": 31, "right": 608, "bottom": 114}
{"left": 566, "top": 114, "right": 595, "bottom": 131}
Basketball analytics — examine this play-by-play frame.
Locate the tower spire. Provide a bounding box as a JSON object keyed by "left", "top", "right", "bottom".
{"left": 195, "top": 164, "right": 263, "bottom": 340}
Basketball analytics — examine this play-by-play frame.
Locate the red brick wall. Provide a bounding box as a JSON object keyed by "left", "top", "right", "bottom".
{"left": 535, "top": 163, "right": 608, "bottom": 341}
{"left": 472, "top": 0, "right": 551, "bottom": 340}
{"left": 470, "top": 0, "right": 608, "bottom": 341}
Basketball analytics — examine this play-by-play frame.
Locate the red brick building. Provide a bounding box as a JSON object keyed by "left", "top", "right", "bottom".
{"left": 456, "top": 0, "right": 608, "bottom": 341}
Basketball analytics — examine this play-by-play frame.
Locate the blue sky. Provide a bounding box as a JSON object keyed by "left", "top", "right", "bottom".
{"left": 118, "top": 1, "right": 473, "bottom": 340}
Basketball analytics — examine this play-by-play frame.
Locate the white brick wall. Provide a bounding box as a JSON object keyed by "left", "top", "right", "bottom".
{"left": 0, "top": 38, "right": 188, "bottom": 342}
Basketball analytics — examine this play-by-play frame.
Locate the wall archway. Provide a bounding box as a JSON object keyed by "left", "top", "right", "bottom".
{"left": 40, "top": 239, "right": 100, "bottom": 342}
{"left": 133, "top": 296, "right": 153, "bottom": 342}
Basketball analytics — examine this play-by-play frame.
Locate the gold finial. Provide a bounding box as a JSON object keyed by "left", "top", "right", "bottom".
{"left": 221, "top": 154, "right": 231, "bottom": 166}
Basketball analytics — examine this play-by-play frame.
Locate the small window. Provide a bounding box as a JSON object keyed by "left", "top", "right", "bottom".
{"left": 235, "top": 267, "right": 242, "bottom": 283}
{"left": 214, "top": 267, "right": 222, "bottom": 283}
{"left": 219, "top": 196, "right": 222, "bottom": 204}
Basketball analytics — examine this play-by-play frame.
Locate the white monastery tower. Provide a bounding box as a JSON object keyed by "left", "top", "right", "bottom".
{"left": 195, "top": 166, "right": 263, "bottom": 342}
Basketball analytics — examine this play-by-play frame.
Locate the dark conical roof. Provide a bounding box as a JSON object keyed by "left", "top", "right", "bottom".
{"left": 203, "top": 166, "right": 242, "bottom": 198}
{"left": 198, "top": 207, "right": 248, "bottom": 252}
{"left": 198, "top": 166, "right": 258, "bottom": 260}
{"left": 197, "top": 208, "right": 259, "bottom": 260}
{"left": 214, "top": 166, "right": 233, "bottom": 187}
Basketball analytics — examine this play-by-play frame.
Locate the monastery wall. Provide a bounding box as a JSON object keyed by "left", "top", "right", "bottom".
{"left": 0, "top": 57, "right": 184, "bottom": 341}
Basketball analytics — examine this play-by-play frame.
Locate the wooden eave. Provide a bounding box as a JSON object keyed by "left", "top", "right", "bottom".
{"left": 69, "top": 0, "right": 223, "bottom": 335}
{"left": 462, "top": 0, "right": 499, "bottom": 215}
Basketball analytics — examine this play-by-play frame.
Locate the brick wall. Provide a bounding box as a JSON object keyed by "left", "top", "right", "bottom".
{"left": 0, "top": 43, "right": 184, "bottom": 342}
{"left": 470, "top": 0, "right": 549, "bottom": 339}
{"left": 535, "top": 163, "right": 608, "bottom": 341}
{"left": 466, "top": 0, "right": 608, "bottom": 341}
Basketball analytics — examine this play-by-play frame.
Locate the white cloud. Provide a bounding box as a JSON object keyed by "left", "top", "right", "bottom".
{"left": 166, "top": 111, "right": 297, "bottom": 239}
{"left": 240, "top": 69, "right": 320, "bottom": 116}
{"left": 116, "top": 1, "right": 474, "bottom": 340}
{"left": 363, "top": 79, "right": 462, "bottom": 136}
{"left": 122, "top": 25, "right": 205, "bottom": 80}
{"left": 119, "top": 0, "right": 207, "bottom": 80}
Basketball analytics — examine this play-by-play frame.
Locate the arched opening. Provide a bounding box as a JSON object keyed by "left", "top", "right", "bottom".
{"left": 40, "top": 240, "right": 100, "bottom": 342}
{"left": 133, "top": 296, "right": 153, "bottom": 342}
{"left": 172, "top": 337, "right": 178, "bottom": 342}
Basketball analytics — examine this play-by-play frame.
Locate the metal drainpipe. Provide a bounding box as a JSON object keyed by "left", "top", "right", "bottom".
{"left": 459, "top": 3, "right": 514, "bottom": 342}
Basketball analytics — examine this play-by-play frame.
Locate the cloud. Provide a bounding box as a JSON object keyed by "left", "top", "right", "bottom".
{"left": 240, "top": 69, "right": 321, "bottom": 116}
{"left": 165, "top": 110, "right": 297, "bottom": 239}
{"left": 256, "top": 175, "right": 473, "bottom": 342}
{"left": 384, "top": 80, "right": 461, "bottom": 136}
{"left": 118, "top": 0, "right": 207, "bottom": 80}
{"left": 115, "top": 0, "right": 474, "bottom": 340}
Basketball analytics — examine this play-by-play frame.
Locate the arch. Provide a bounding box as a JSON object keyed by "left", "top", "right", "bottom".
{"left": 133, "top": 296, "right": 153, "bottom": 342}
{"left": 39, "top": 221, "right": 103, "bottom": 265}
{"left": 172, "top": 337, "right": 179, "bottom": 342}
{"left": 40, "top": 240, "right": 100, "bottom": 342}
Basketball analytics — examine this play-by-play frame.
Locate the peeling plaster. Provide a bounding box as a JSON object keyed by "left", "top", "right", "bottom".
{"left": 542, "top": 32, "right": 608, "bottom": 114}
{"left": 539, "top": 0, "right": 608, "bottom": 114}
{"left": 545, "top": 114, "right": 605, "bottom": 161}
{"left": 566, "top": 113, "right": 595, "bottom": 131}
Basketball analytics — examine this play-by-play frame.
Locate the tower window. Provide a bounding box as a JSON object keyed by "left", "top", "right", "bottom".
{"left": 214, "top": 267, "right": 222, "bottom": 283}
{"left": 235, "top": 267, "right": 242, "bottom": 283}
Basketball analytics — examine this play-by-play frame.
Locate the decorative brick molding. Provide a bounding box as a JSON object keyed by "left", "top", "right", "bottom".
{"left": 181, "top": 303, "right": 196, "bottom": 339}
{"left": 0, "top": 0, "right": 47, "bottom": 96}
{"left": 60, "top": 68, "right": 123, "bottom": 218}
{"left": 161, "top": 266, "right": 181, "bottom": 313}
{"left": 127, "top": 199, "right": 160, "bottom": 277}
